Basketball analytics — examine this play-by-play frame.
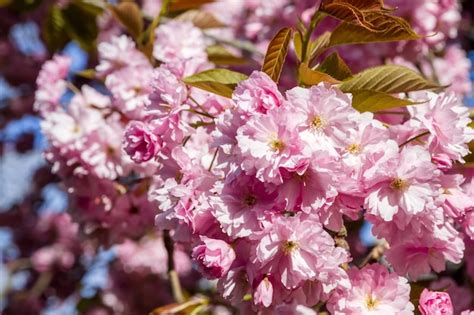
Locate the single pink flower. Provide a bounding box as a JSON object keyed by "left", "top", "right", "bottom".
{"left": 252, "top": 213, "right": 349, "bottom": 289}
{"left": 410, "top": 92, "right": 474, "bottom": 162}
{"left": 365, "top": 145, "right": 440, "bottom": 221}
{"left": 418, "top": 289, "right": 453, "bottom": 315}
{"left": 232, "top": 71, "right": 283, "bottom": 114}
{"left": 236, "top": 106, "right": 304, "bottom": 184}
{"left": 254, "top": 277, "right": 273, "bottom": 307}
{"left": 123, "top": 121, "right": 162, "bottom": 163}
{"left": 285, "top": 83, "right": 358, "bottom": 148}
{"left": 153, "top": 20, "right": 206, "bottom": 62}
{"left": 327, "top": 264, "right": 414, "bottom": 315}
{"left": 192, "top": 237, "right": 236, "bottom": 279}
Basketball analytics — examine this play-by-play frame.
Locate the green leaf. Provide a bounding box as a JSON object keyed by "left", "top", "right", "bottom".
{"left": 322, "top": 0, "right": 385, "bottom": 11}
{"left": 317, "top": 52, "right": 352, "bottom": 80}
{"left": 309, "top": 31, "right": 331, "bottom": 62}
{"left": 299, "top": 63, "right": 340, "bottom": 86}
{"left": 109, "top": 1, "right": 143, "bottom": 39}
{"left": 75, "top": 69, "right": 97, "bottom": 79}
{"left": 320, "top": 0, "right": 388, "bottom": 31}
{"left": 183, "top": 69, "right": 248, "bottom": 98}
{"left": 262, "top": 27, "right": 293, "bottom": 83}
{"left": 175, "top": 10, "right": 225, "bottom": 28}
{"left": 62, "top": 2, "right": 99, "bottom": 51}
{"left": 338, "top": 65, "right": 441, "bottom": 94}
{"left": 351, "top": 90, "right": 422, "bottom": 112}
{"left": 74, "top": 0, "right": 105, "bottom": 15}
{"left": 293, "top": 31, "right": 303, "bottom": 62}
{"left": 43, "top": 5, "right": 69, "bottom": 51}
{"left": 329, "top": 12, "right": 420, "bottom": 46}
{"left": 206, "top": 45, "right": 247, "bottom": 65}
{"left": 0, "top": 0, "right": 12, "bottom": 7}
{"left": 168, "top": 0, "right": 215, "bottom": 12}
{"left": 4, "top": 0, "right": 42, "bottom": 11}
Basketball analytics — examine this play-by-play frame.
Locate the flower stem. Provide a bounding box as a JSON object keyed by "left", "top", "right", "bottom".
{"left": 398, "top": 131, "right": 430, "bottom": 148}
{"left": 301, "top": 11, "right": 325, "bottom": 63}
{"left": 164, "top": 230, "right": 185, "bottom": 303}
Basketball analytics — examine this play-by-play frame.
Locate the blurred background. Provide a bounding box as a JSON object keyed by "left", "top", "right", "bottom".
{"left": 0, "top": 0, "right": 473, "bottom": 314}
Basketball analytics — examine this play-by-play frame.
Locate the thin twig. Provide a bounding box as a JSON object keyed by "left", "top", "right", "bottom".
{"left": 204, "top": 33, "right": 264, "bottom": 57}
{"left": 208, "top": 148, "right": 219, "bottom": 172}
{"left": 359, "top": 241, "right": 388, "bottom": 268}
{"left": 163, "top": 230, "right": 185, "bottom": 303}
{"left": 398, "top": 131, "right": 430, "bottom": 148}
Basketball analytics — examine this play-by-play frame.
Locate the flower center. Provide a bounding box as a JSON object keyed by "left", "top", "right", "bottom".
{"left": 281, "top": 240, "right": 299, "bottom": 255}
{"left": 365, "top": 294, "right": 379, "bottom": 310}
{"left": 268, "top": 138, "right": 285, "bottom": 152}
{"left": 390, "top": 178, "right": 409, "bottom": 191}
{"left": 442, "top": 188, "right": 452, "bottom": 195}
{"left": 346, "top": 143, "right": 361, "bottom": 154}
{"left": 107, "top": 146, "right": 116, "bottom": 156}
{"left": 243, "top": 194, "right": 257, "bottom": 207}
{"left": 311, "top": 115, "right": 326, "bottom": 130}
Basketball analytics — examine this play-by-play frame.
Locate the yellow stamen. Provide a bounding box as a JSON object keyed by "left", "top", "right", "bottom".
{"left": 269, "top": 138, "right": 285, "bottom": 152}
{"left": 243, "top": 194, "right": 257, "bottom": 207}
{"left": 390, "top": 178, "right": 409, "bottom": 191}
{"left": 347, "top": 143, "right": 361, "bottom": 154}
{"left": 311, "top": 115, "right": 326, "bottom": 130}
{"left": 366, "top": 295, "right": 379, "bottom": 310}
{"left": 281, "top": 240, "right": 299, "bottom": 255}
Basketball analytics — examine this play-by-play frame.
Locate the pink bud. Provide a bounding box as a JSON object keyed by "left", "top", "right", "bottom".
{"left": 418, "top": 289, "right": 453, "bottom": 315}
{"left": 192, "top": 237, "right": 235, "bottom": 279}
{"left": 432, "top": 153, "right": 453, "bottom": 171}
{"left": 254, "top": 277, "right": 273, "bottom": 308}
{"left": 123, "top": 121, "right": 161, "bottom": 163}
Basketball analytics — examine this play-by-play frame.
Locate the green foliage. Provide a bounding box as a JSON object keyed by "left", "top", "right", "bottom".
{"left": 2, "top": 0, "right": 42, "bottom": 11}
{"left": 329, "top": 13, "right": 420, "bottom": 46}
{"left": 338, "top": 65, "right": 441, "bottom": 94}
{"left": 43, "top": 0, "right": 103, "bottom": 52}
{"left": 206, "top": 45, "right": 248, "bottom": 65}
{"left": 317, "top": 52, "right": 352, "bottom": 81}
{"left": 299, "top": 63, "right": 340, "bottom": 86}
{"left": 183, "top": 69, "right": 248, "bottom": 98}
{"left": 351, "top": 90, "right": 422, "bottom": 112}
{"left": 320, "top": 0, "right": 388, "bottom": 31}
{"left": 175, "top": 10, "right": 225, "bottom": 28}
{"left": 262, "top": 27, "right": 293, "bottom": 83}
{"left": 168, "top": 0, "right": 216, "bottom": 12}
{"left": 109, "top": 1, "right": 143, "bottom": 40}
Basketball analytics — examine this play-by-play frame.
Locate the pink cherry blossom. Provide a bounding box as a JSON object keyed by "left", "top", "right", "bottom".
{"left": 254, "top": 277, "right": 273, "bottom": 307}
{"left": 236, "top": 106, "right": 304, "bottom": 184}
{"left": 410, "top": 92, "right": 474, "bottom": 162}
{"left": 192, "top": 237, "right": 236, "bottom": 279}
{"left": 35, "top": 54, "right": 71, "bottom": 114}
{"left": 148, "top": 66, "right": 188, "bottom": 110}
{"left": 327, "top": 264, "right": 414, "bottom": 315}
{"left": 153, "top": 20, "right": 207, "bottom": 63}
{"left": 285, "top": 83, "right": 358, "bottom": 149}
{"left": 365, "top": 145, "right": 440, "bottom": 221}
{"left": 232, "top": 71, "right": 283, "bottom": 114}
{"left": 418, "top": 289, "right": 454, "bottom": 315}
{"left": 252, "top": 213, "right": 349, "bottom": 290}
{"left": 123, "top": 121, "right": 162, "bottom": 163}
{"left": 211, "top": 172, "right": 276, "bottom": 239}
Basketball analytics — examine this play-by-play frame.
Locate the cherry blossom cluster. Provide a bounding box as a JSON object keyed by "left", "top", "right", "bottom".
{"left": 124, "top": 59, "right": 473, "bottom": 311}
{"left": 27, "top": 0, "right": 474, "bottom": 313}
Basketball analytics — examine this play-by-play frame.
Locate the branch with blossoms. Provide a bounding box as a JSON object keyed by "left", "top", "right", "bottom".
{"left": 2, "top": 0, "right": 470, "bottom": 313}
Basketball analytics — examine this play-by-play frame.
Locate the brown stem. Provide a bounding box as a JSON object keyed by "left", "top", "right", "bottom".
{"left": 301, "top": 11, "right": 325, "bottom": 63}
{"left": 398, "top": 131, "right": 430, "bottom": 148}
{"left": 359, "top": 241, "right": 388, "bottom": 268}
{"left": 164, "top": 230, "right": 185, "bottom": 303}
